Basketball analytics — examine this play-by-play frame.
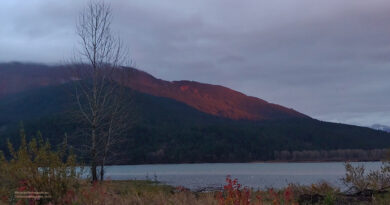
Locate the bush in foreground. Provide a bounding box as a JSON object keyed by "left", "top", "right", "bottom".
{"left": 0, "top": 129, "right": 82, "bottom": 204}
{"left": 343, "top": 162, "right": 390, "bottom": 193}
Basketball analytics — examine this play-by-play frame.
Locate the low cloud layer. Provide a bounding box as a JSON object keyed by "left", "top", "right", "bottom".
{"left": 1, "top": 0, "right": 390, "bottom": 126}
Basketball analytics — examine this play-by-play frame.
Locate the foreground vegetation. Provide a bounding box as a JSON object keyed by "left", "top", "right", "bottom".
{"left": 2, "top": 176, "right": 390, "bottom": 204}
{"left": 1, "top": 132, "right": 390, "bottom": 204}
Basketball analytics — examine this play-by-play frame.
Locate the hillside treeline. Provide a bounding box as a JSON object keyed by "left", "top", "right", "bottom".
{"left": 274, "top": 149, "right": 388, "bottom": 161}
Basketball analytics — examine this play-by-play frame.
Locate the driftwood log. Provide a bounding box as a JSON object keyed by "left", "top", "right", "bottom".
{"left": 299, "top": 189, "right": 389, "bottom": 204}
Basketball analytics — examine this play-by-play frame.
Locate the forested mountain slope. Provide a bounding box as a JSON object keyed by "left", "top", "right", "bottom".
{"left": 0, "top": 83, "right": 389, "bottom": 164}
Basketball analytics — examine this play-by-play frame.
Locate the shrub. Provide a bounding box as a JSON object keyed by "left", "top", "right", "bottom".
{"left": 342, "top": 162, "right": 390, "bottom": 193}
{"left": 216, "top": 176, "right": 251, "bottom": 205}
{"left": 0, "top": 128, "right": 83, "bottom": 204}
{"left": 289, "top": 182, "right": 339, "bottom": 204}
{"left": 216, "top": 176, "right": 297, "bottom": 205}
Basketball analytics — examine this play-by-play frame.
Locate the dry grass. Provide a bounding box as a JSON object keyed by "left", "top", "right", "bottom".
{"left": 5, "top": 178, "right": 390, "bottom": 204}
{"left": 66, "top": 177, "right": 298, "bottom": 205}
{"left": 62, "top": 180, "right": 218, "bottom": 205}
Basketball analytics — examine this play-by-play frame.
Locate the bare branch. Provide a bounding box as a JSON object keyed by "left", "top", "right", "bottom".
{"left": 68, "top": 1, "right": 133, "bottom": 182}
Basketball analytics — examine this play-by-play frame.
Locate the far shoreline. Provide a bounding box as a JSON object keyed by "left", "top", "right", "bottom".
{"left": 249, "top": 159, "right": 384, "bottom": 163}
{"left": 104, "top": 159, "right": 384, "bottom": 166}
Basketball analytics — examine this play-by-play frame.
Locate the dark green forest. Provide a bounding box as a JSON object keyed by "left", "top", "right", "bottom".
{"left": 1, "top": 83, "right": 390, "bottom": 164}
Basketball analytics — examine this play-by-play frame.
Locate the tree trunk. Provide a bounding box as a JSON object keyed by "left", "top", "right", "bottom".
{"left": 91, "top": 161, "right": 98, "bottom": 182}
{"left": 91, "top": 129, "right": 98, "bottom": 182}
{"left": 100, "top": 160, "right": 105, "bottom": 181}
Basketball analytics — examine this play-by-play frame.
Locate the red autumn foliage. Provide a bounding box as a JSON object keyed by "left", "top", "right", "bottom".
{"left": 216, "top": 176, "right": 297, "bottom": 205}
{"left": 15, "top": 180, "right": 39, "bottom": 205}
{"left": 216, "top": 175, "right": 251, "bottom": 205}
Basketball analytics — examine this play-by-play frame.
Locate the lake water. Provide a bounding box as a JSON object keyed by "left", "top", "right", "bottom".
{"left": 103, "top": 162, "right": 382, "bottom": 191}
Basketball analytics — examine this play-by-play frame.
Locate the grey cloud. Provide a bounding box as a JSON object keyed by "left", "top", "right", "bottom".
{"left": 0, "top": 0, "right": 390, "bottom": 126}
{"left": 218, "top": 55, "right": 246, "bottom": 64}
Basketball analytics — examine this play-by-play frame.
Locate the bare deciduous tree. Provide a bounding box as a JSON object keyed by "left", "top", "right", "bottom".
{"left": 70, "top": 1, "right": 131, "bottom": 182}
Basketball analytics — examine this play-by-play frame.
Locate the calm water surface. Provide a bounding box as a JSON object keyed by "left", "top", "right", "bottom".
{"left": 103, "top": 162, "right": 382, "bottom": 191}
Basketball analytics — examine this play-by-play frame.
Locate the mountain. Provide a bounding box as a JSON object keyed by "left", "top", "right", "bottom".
{"left": 0, "top": 62, "right": 307, "bottom": 121}
{"left": 2, "top": 83, "right": 390, "bottom": 164}
{"left": 371, "top": 124, "right": 390, "bottom": 133}
{"left": 123, "top": 68, "right": 308, "bottom": 120}
{"left": 1, "top": 62, "right": 390, "bottom": 164}
{"left": 0, "top": 62, "right": 70, "bottom": 98}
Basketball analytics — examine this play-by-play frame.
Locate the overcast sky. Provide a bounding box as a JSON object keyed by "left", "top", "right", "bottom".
{"left": 1, "top": 0, "right": 390, "bottom": 127}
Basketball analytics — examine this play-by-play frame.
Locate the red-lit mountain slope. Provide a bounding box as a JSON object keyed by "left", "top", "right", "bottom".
{"left": 123, "top": 68, "right": 308, "bottom": 120}
{"left": 0, "top": 62, "right": 308, "bottom": 120}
